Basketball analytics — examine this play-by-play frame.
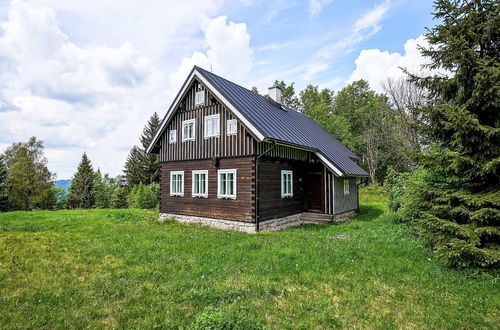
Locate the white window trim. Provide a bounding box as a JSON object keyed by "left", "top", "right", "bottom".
{"left": 217, "top": 169, "right": 237, "bottom": 199}
{"left": 195, "top": 90, "right": 205, "bottom": 106}
{"left": 344, "top": 179, "right": 350, "bottom": 195}
{"left": 181, "top": 119, "right": 195, "bottom": 141}
{"left": 226, "top": 119, "right": 237, "bottom": 135}
{"left": 192, "top": 170, "right": 209, "bottom": 198}
{"left": 170, "top": 171, "right": 184, "bottom": 196}
{"left": 281, "top": 170, "right": 293, "bottom": 198}
{"left": 169, "top": 129, "right": 177, "bottom": 144}
{"left": 204, "top": 114, "right": 220, "bottom": 138}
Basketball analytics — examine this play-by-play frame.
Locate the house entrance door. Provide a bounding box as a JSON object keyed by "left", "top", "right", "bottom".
{"left": 306, "top": 173, "right": 322, "bottom": 212}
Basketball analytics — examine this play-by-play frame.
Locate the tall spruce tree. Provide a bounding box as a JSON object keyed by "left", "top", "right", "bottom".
{"left": 0, "top": 155, "right": 8, "bottom": 211}
{"left": 407, "top": 0, "right": 499, "bottom": 267}
{"left": 124, "top": 112, "right": 160, "bottom": 186}
{"left": 68, "top": 152, "right": 95, "bottom": 209}
{"left": 140, "top": 112, "right": 160, "bottom": 184}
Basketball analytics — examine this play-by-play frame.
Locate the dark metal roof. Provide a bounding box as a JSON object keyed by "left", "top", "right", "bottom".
{"left": 195, "top": 66, "right": 368, "bottom": 176}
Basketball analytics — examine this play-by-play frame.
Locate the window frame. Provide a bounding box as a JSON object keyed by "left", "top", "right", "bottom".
{"left": 192, "top": 170, "right": 209, "bottom": 198}
{"left": 169, "top": 129, "right": 177, "bottom": 144}
{"left": 281, "top": 170, "right": 293, "bottom": 198}
{"left": 217, "top": 169, "right": 237, "bottom": 199}
{"left": 204, "top": 114, "right": 220, "bottom": 138}
{"left": 181, "top": 119, "right": 196, "bottom": 141}
{"left": 226, "top": 119, "right": 237, "bottom": 135}
{"left": 344, "top": 179, "right": 350, "bottom": 195}
{"left": 195, "top": 90, "right": 205, "bottom": 106}
{"left": 170, "top": 171, "right": 184, "bottom": 196}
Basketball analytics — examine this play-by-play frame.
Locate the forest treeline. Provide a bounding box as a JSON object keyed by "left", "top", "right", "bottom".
{"left": 0, "top": 0, "right": 497, "bottom": 268}
{"left": 0, "top": 113, "right": 162, "bottom": 212}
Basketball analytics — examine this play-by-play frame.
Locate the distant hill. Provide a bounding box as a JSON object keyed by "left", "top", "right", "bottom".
{"left": 54, "top": 179, "right": 72, "bottom": 193}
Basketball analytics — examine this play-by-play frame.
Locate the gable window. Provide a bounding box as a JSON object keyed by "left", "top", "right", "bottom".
{"left": 170, "top": 171, "right": 184, "bottom": 196}
{"left": 217, "top": 169, "right": 236, "bottom": 199}
{"left": 204, "top": 114, "right": 220, "bottom": 138}
{"left": 281, "top": 170, "right": 293, "bottom": 198}
{"left": 169, "top": 130, "right": 177, "bottom": 143}
{"left": 192, "top": 170, "right": 208, "bottom": 198}
{"left": 195, "top": 91, "right": 205, "bottom": 106}
{"left": 227, "top": 119, "right": 237, "bottom": 135}
{"left": 182, "top": 119, "right": 195, "bottom": 141}
{"left": 344, "top": 179, "right": 350, "bottom": 195}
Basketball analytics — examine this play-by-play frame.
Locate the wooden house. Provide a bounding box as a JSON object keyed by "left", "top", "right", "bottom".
{"left": 147, "top": 66, "right": 368, "bottom": 232}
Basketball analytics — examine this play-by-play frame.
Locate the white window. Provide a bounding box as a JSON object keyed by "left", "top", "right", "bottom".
{"left": 217, "top": 169, "right": 236, "bottom": 199}
{"left": 344, "top": 179, "right": 350, "bottom": 195}
{"left": 182, "top": 119, "right": 195, "bottom": 141}
{"left": 170, "top": 171, "right": 184, "bottom": 196}
{"left": 192, "top": 170, "right": 208, "bottom": 198}
{"left": 227, "top": 119, "right": 237, "bottom": 135}
{"left": 204, "top": 114, "right": 220, "bottom": 138}
{"left": 169, "top": 130, "right": 177, "bottom": 143}
{"left": 281, "top": 170, "right": 293, "bottom": 198}
{"left": 195, "top": 91, "right": 205, "bottom": 106}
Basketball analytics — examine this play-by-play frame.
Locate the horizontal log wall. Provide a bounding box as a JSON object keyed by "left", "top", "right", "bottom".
{"left": 258, "top": 159, "right": 323, "bottom": 221}
{"left": 160, "top": 157, "right": 255, "bottom": 222}
{"left": 160, "top": 79, "right": 256, "bottom": 162}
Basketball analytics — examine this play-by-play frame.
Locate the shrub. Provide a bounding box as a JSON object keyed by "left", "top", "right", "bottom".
{"left": 386, "top": 168, "right": 424, "bottom": 224}
{"left": 127, "top": 183, "right": 158, "bottom": 209}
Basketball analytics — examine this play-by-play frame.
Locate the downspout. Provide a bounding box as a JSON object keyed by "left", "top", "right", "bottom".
{"left": 255, "top": 140, "right": 277, "bottom": 232}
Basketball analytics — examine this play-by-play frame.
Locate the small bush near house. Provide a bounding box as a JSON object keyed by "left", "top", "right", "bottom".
{"left": 127, "top": 183, "right": 159, "bottom": 209}
{"left": 386, "top": 168, "right": 425, "bottom": 224}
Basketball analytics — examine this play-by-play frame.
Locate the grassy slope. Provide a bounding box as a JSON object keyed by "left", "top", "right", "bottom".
{"left": 0, "top": 191, "right": 498, "bottom": 329}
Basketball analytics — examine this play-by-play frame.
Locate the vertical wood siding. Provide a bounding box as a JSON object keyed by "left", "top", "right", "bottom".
{"left": 256, "top": 143, "right": 320, "bottom": 163}
{"left": 333, "top": 176, "right": 358, "bottom": 214}
{"left": 159, "top": 79, "right": 256, "bottom": 162}
{"left": 160, "top": 157, "right": 255, "bottom": 222}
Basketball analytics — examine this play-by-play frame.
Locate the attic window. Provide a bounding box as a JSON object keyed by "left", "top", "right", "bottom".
{"left": 195, "top": 91, "right": 205, "bottom": 106}
{"left": 227, "top": 119, "right": 237, "bottom": 135}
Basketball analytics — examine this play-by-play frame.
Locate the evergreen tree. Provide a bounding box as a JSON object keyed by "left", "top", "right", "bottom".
{"left": 124, "top": 112, "right": 161, "bottom": 186}
{"left": 0, "top": 155, "right": 8, "bottom": 211}
{"left": 68, "top": 152, "right": 95, "bottom": 209}
{"left": 140, "top": 112, "right": 160, "bottom": 184}
{"left": 112, "top": 176, "right": 129, "bottom": 209}
{"left": 124, "top": 146, "right": 148, "bottom": 186}
{"left": 406, "top": 0, "right": 499, "bottom": 267}
{"left": 3, "top": 137, "right": 56, "bottom": 210}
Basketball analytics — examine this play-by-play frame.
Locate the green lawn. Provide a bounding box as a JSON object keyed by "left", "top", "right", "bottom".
{"left": 0, "top": 191, "right": 498, "bottom": 329}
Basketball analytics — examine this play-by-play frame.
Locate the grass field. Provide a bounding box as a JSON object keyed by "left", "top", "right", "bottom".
{"left": 0, "top": 189, "right": 498, "bottom": 329}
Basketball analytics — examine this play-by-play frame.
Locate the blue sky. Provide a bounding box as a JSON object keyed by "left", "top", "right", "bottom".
{"left": 0, "top": 0, "right": 435, "bottom": 179}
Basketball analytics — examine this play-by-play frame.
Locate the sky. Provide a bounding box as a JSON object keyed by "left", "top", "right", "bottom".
{"left": 0, "top": 0, "right": 436, "bottom": 179}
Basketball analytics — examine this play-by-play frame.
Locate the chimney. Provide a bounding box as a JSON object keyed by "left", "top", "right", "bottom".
{"left": 268, "top": 85, "right": 282, "bottom": 104}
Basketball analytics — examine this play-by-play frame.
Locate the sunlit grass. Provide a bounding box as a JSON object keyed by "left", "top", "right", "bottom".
{"left": 0, "top": 190, "right": 498, "bottom": 328}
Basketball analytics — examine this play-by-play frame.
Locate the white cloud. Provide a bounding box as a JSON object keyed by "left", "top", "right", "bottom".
{"left": 302, "top": 0, "right": 392, "bottom": 81}
{"left": 347, "top": 34, "right": 429, "bottom": 92}
{"left": 309, "top": 0, "right": 333, "bottom": 16}
{"left": 171, "top": 16, "right": 253, "bottom": 91}
{"left": 0, "top": 0, "right": 228, "bottom": 179}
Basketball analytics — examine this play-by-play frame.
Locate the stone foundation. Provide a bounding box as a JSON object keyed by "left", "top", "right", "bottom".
{"left": 333, "top": 210, "right": 357, "bottom": 222}
{"left": 258, "top": 213, "right": 303, "bottom": 232}
{"left": 159, "top": 213, "right": 256, "bottom": 233}
{"left": 160, "top": 209, "right": 357, "bottom": 233}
